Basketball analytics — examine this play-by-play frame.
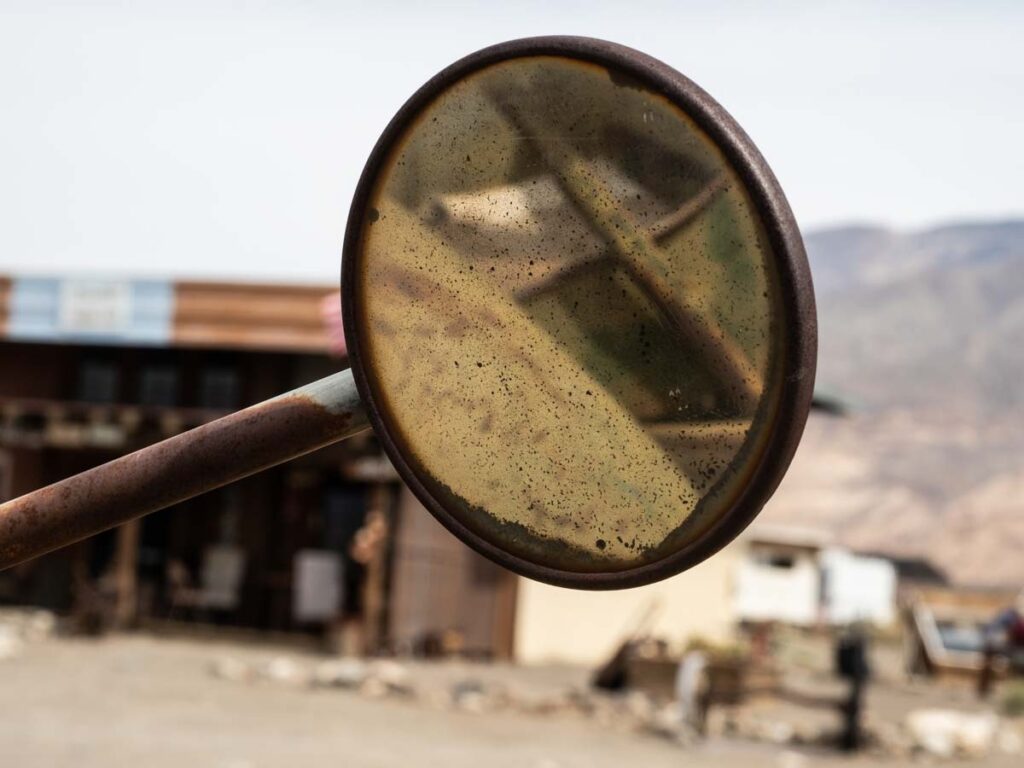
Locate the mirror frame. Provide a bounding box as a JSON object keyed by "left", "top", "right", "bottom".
{"left": 341, "top": 36, "right": 817, "bottom": 589}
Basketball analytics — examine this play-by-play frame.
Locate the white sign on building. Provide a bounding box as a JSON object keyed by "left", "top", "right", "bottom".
{"left": 58, "top": 279, "right": 133, "bottom": 335}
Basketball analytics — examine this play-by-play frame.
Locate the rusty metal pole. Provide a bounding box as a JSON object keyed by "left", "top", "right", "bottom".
{"left": 0, "top": 369, "right": 369, "bottom": 571}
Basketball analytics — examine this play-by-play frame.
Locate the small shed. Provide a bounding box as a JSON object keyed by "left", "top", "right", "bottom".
{"left": 734, "top": 524, "right": 829, "bottom": 626}
{"left": 733, "top": 523, "right": 897, "bottom": 628}
{"left": 821, "top": 547, "right": 897, "bottom": 626}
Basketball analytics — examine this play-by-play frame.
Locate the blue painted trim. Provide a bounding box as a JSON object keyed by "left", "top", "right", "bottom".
{"left": 7, "top": 277, "right": 174, "bottom": 346}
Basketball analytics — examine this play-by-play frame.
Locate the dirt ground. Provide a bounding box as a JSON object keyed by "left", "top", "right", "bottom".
{"left": 0, "top": 631, "right": 1019, "bottom": 768}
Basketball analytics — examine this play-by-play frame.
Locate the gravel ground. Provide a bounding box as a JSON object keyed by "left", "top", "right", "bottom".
{"left": 0, "top": 631, "right": 1017, "bottom": 768}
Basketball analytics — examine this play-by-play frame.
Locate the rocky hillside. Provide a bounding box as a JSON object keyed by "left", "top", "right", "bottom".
{"left": 763, "top": 220, "right": 1024, "bottom": 587}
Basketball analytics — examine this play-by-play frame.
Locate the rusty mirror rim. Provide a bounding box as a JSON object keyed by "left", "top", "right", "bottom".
{"left": 341, "top": 35, "right": 817, "bottom": 590}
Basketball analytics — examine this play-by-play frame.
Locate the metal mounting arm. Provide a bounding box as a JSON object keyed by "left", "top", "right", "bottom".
{"left": 0, "top": 369, "right": 369, "bottom": 571}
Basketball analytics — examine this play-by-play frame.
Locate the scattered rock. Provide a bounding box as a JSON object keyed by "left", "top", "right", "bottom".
{"left": 261, "top": 656, "right": 308, "bottom": 686}
{"left": 450, "top": 680, "right": 492, "bottom": 714}
{"left": 312, "top": 658, "right": 367, "bottom": 689}
{"left": 623, "top": 691, "right": 656, "bottom": 723}
{"left": 0, "top": 608, "right": 58, "bottom": 648}
{"left": 366, "top": 660, "right": 414, "bottom": 696}
{"left": 210, "top": 656, "right": 253, "bottom": 683}
{"left": 564, "top": 688, "right": 597, "bottom": 717}
{"left": 360, "top": 676, "right": 390, "bottom": 699}
{"left": 775, "top": 750, "right": 808, "bottom": 768}
{"left": 0, "top": 626, "right": 24, "bottom": 661}
{"left": 515, "top": 689, "right": 576, "bottom": 716}
{"left": 996, "top": 723, "right": 1023, "bottom": 755}
{"left": 906, "top": 708, "right": 999, "bottom": 758}
{"left": 868, "top": 718, "right": 915, "bottom": 759}
{"left": 455, "top": 690, "right": 488, "bottom": 714}
{"left": 422, "top": 687, "right": 455, "bottom": 710}
{"left": 20, "top": 610, "right": 57, "bottom": 642}
{"left": 644, "top": 702, "right": 686, "bottom": 742}
{"left": 763, "top": 720, "right": 796, "bottom": 746}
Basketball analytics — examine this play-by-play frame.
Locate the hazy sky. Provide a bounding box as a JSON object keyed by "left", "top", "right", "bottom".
{"left": 1, "top": 1, "right": 1021, "bottom": 282}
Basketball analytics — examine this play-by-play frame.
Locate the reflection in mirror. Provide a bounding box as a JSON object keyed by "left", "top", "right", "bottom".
{"left": 353, "top": 55, "right": 783, "bottom": 575}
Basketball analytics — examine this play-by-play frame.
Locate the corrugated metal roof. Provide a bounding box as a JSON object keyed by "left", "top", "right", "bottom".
{"left": 173, "top": 281, "right": 337, "bottom": 353}
{"left": 0, "top": 274, "right": 340, "bottom": 355}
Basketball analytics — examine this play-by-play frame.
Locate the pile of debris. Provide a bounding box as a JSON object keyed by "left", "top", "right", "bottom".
{"left": 208, "top": 653, "right": 1024, "bottom": 760}
{"left": 903, "top": 709, "right": 1023, "bottom": 760}
{"left": 209, "top": 655, "right": 694, "bottom": 741}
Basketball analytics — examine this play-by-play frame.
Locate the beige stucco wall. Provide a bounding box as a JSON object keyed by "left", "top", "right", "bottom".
{"left": 514, "top": 542, "right": 741, "bottom": 666}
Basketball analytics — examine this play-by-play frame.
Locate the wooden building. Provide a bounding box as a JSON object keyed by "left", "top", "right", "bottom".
{"left": 0, "top": 274, "right": 517, "bottom": 658}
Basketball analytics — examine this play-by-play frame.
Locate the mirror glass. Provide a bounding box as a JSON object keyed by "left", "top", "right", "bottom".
{"left": 350, "top": 54, "right": 786, "bottom": 578}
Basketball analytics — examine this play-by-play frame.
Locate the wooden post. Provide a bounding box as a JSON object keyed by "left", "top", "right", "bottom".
{"left": 361, "top": 483, "right": 392, "bottom": 654}
{"left": 491, "top": 568, "right": 518, "bottom": 661}
{"left": 112, "top": 519, "right": 140, "bottom": 629}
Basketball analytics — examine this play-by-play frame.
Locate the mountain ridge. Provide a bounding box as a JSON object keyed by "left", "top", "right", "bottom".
{"left": 764, "top": 218, "right": 1024, "bottom": 586}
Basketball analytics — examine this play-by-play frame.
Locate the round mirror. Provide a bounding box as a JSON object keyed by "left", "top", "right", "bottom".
{"left": 342, "top": 37, "right": 815, "bottom": 589}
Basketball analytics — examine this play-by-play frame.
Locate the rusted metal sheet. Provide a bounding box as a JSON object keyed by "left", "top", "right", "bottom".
{"left": 0, "top": 369, "right": 369, "bottom": 570}
{"left": 172, "top": 281, "right": 338, "bottom": 353}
